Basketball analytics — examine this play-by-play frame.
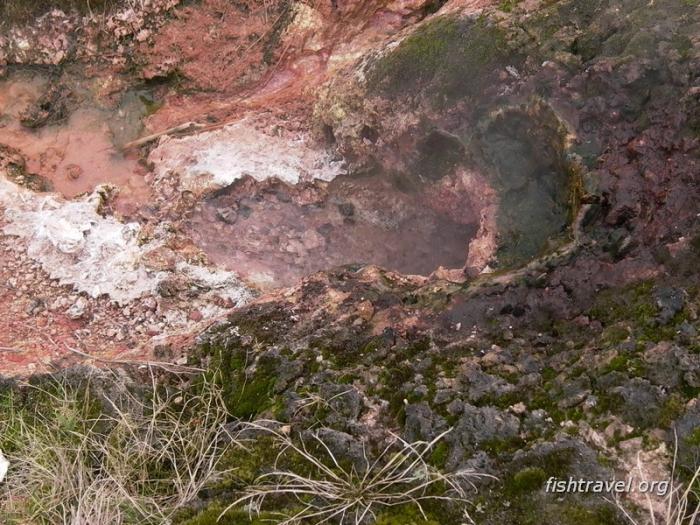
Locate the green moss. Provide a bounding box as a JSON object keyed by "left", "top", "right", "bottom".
{"left": 479, "top": 438, "right": 621, "bottom": 521}
{"left": 201, "top": 330, "right": 285, "bottom": 419}
{"left": 685, "top": 428, "right": 700, "bottom": 447}
{"left": 622, "top": 32, "right": 658, "bottom": 58}
{"left": 477, "top": 390, "right": 522, "bottom": 410}
{"left": 524, "top": 0, "right": 608, "bottom": 61}
{"left": 561, "top": 504, "right": 625, "bottom": 525}
{"left": 340, "top": 337, "right": 381, "bottom": 367}
{"left": 671, "top": 34, "right": 693, "bottom": 60}
{"left": 429, "top": 441, "right": 450, "bottom": 469}
{"left": 217, "top": 354, "right": 279, "bottom": 419}
{"left": 483, "top": 484, "right": 625, "bottom": 525}
{"left": 506, "top": 467, "right": 548, "bottom": 495}
{"left": 372, "top": 338, "right": 439, "bottom": 419}
{"left": 481, "top": 435, "right": 525, "bottom": 455}
{"left": 498, "top": 0, "right": 521, "bottom": 12}
{"left": 529, "top": 380, "right": 591, "bottom": 425}
{"left": 590, "top": 390, "right": 624, "bottom": 418}
{"left": 374, "top": 505, "right": 441, "bottom": 525}
{"left": 213, "top": 431, "right": 463, "bottom": 524}
{"left": 369, "top": 16, "right": 458, "bottom": 93}
{"left": 658, "top": 393, "right": 686, "bottom": 428}
{"left": 600, "top": 354, "right": 644, "bottom": 378}
{"left": 533, "top": 448, "right": 574, "bottom": 478}
{"left": 541, "top": 367, "right": 558, "bottom": 382}
{"left": 601, "top": 325, "right": 631, "bottom": 346}
{"left": 368, "top": 15, "right": 516, "bottom": 106}
{"left": 589, "top": 279, "right": 693, "bottom": 345}
{"left": 175, "top": 505, "right": 279, "bottom": 525}
{"left": 216, "top": 436, "right": 281, "bottom": 491}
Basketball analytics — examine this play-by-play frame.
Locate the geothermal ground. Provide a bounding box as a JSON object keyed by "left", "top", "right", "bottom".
{"left": 0, "top": 0, "right": 699, "bottom": 524}
{"left": 0, "top": 0, "right": 503, "bottom": 375}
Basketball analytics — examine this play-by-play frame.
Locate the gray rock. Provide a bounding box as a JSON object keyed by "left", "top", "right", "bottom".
{"left": 66, "top": 297, "right": 89, "bottom": 320}
{"left": 677, "top": 351, "right": 700, "bottom": 388}
{"left": 673, "top": 400, "right": 700, "bottom": 468}
{"left": 679, "top": 321, "right": 697, "bottom": 337}
{"left": 558, "top": 375, "right": 592, "bottom": 409}
{"left": 612, "top": 378, "right": 665, "bottom": 427}
{"left": 512, "top": 438, "right": 611, "bottom": 483}
{"left": 273, "top": 358, "right": 304, "bottom": 393}
{"left": 454, "top": 404, "right": 520, "bottom": 450}
{"left": 461, "top": 368, "right": 515, "bottom": 403}
{"left": 433, "top": 388, "right": 455, "bottom": 405}
{"left": 654, "top": 287, "right": 686, "bottom": 324}
{"left": 319, "top": 383, "right": 363, "bottom": 425}
{"left": 446, "top": 399, "right": 464, "bottom": 416}
{"left": 644, "top": 342, "right": 683, "bottom": 389}
{"left": 314, "top": 427, "right": 367, "bottom": 473}
{"left": 404, "top": 402, "right": 447, "bottom": 442}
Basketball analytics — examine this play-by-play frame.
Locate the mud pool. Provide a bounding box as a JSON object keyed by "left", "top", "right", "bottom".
{"left": 0, "top": 68, "right": 485, "bottom": 295}
{"left": 0, "top": 67, "right": 572, "bottom": 298}
{"left": 185, "top": 169, "right": 481, "bottom": 288}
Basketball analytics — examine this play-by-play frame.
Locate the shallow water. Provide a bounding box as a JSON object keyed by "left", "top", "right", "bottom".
{"left": 0, "top": 70, "right": 152, "bottom": 213}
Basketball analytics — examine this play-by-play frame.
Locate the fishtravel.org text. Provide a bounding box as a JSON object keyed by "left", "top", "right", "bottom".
{"left": 545, "top": 477, "right": 670, "bottom": 496}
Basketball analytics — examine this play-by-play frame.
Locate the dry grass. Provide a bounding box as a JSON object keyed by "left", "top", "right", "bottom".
{"left": 0, "top": 373, "right": 492, "bottom": 524}
{"left": 610, "top": 442, "right": 700, "bottom": 525}
{"left": 0, "top": 369, "right": 239, "bottom": 525}
{"left": 292, "top": 388, "right": 356, "bottom": 420}
{"left": 223, "top": 422, "right": 492, "bottom": 525}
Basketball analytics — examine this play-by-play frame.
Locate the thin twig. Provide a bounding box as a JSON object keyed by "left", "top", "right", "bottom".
{"left": 121, "top": 121, "right": 207, "bottom": 150}
{"left": 62, "top": 343, "right": 204, "bottom": 373}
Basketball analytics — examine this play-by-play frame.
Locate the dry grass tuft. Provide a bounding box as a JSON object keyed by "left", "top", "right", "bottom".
{"left": 223, "top": 422, "right": 492, "bottom": 525}
{"left": 0, "top": 369, "right": 238, "bottom": 525}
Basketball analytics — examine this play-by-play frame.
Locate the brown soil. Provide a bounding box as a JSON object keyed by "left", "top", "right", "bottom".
{"left": 139, "top": 0, "right": 439, "bottom": 132}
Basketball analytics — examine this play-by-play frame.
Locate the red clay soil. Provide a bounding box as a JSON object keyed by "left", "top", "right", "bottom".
{"left": 139, "top": 0, "right": 446, "bottom": 131}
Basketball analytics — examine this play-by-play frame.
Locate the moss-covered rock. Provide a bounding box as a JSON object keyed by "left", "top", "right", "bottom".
{"left": 367, "top": 14, "right": 518, "bottom": 108}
